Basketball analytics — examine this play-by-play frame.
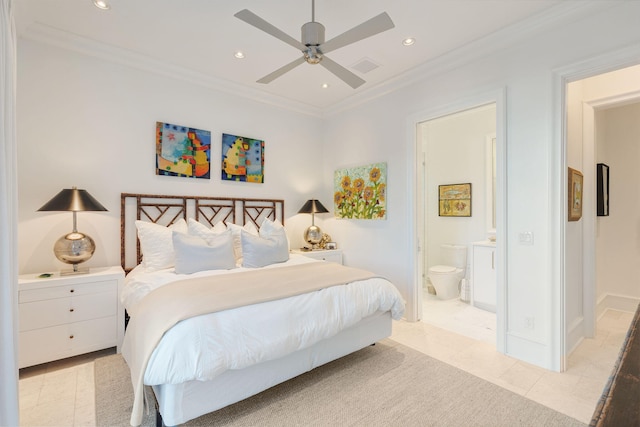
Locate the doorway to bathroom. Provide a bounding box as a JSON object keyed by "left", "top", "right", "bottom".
{"left": 414, "top": 96, "right": 506, "bottom": 352}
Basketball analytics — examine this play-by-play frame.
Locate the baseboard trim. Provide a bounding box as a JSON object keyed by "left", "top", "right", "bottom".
{"left": 597, "top": 293, "right": 640, "bottom": 318}
{"left": 567, "top": 316, "right": 585, "bottom": 355}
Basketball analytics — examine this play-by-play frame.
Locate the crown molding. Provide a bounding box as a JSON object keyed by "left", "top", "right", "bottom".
{"left": 19, "top": 1, "right": 620, "bottom": 119}
{"left": 323, "top": 1, "right": 621, "bottom": 117}
{"left": 19, "top": 22, "right": 325, "bottom": 118}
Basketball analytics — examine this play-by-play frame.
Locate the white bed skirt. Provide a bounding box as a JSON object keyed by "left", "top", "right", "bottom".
{"left": 153, "top": 310, "right": 392, "bottom": 426}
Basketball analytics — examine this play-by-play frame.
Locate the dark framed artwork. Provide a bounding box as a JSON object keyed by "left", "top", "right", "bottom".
{"left": 568, "top": 167, "right": 583, "bottom": 221}
{"left": 156, "top": 122, "right": 211, "bottom": 179}
{"left": 221, "top": 133, "right": 265, "bottom": 183}
{"left": 438, "top": 183, "right": 471, "bottom": 217}
{"left": 597, "top": 163, "right": 609, "bottom": 216}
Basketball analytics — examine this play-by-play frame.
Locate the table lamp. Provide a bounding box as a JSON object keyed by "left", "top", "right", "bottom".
{"left": 297, "top": 199, "right": 328, "bottom": 249}
{"left": 38, "top": 187, "right": 108, "bottom": 275}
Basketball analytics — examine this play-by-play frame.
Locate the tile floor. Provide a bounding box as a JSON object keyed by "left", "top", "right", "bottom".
{"left": 18, "top": 302, "right": 634, "bottom": 426}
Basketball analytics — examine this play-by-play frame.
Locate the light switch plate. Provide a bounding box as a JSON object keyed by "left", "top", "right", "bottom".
{"left": 519, "top": 231, "right": 534, "bottom": 245}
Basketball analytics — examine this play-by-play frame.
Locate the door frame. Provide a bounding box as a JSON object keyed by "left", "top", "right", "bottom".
{"left": 408, "top": 88, "right": 507, "bottom": 353}
{"left": 552, "top": 45, "right": 640, "bottom": 371}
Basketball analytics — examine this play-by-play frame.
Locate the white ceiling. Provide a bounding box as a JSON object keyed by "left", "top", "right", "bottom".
{"left": 15, "top": 0, "right": 565, "bottom": 112}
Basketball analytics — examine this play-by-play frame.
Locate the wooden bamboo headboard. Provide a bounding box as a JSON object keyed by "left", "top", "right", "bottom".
{"left": 120, "top": 193, "right": 284, "bottom": 273}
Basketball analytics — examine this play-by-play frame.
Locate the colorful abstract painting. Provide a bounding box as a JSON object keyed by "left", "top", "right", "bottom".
{"left": 156, "top": 122, "right": 211, "bottom": 179}
{"left": 221, "top": 133, "right": 264, "bottom": 183}
{"left": 334, "top": 162, "right": 387, "bottom": 219}
{"left": 438, "top": 183, "right": 472, "bottom": 217}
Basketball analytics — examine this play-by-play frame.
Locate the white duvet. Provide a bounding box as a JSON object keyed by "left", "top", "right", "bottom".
{"left": 122, "top": 254, "right": 405, "bottom": 386}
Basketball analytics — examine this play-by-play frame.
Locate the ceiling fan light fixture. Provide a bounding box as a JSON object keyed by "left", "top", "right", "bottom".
{"left": 304, "top": 47, "right": 323, "bottom": 64}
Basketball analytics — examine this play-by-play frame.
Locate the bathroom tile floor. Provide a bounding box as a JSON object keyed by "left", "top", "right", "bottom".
{"left": 422, "top": 292, "right": 497, "bottom": 345}
{"left": 18, "top": 305, "right": 633, "bottom": 426}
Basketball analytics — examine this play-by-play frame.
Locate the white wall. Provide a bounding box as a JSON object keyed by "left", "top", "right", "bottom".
{"left": 595, "top": 103, "right": 640, "bottom": 301}
{"left": 322, "top": 2, "right": 640, "bottom": 368}
{"left": 14, "top": 2, "right": 640, "bottom": 370}
{"left": 423, "top": 104, "right": 496, "bottom": 275}
{"left": 16, "top": 40, "right": 324, "bottom": 275}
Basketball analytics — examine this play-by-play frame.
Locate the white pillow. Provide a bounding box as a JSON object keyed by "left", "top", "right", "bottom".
{"left": 187, "top": 218, "right": 227, "bottom": 240}
{"left": 259, "top": 218, "right": 290, "bottom": 250}
{"left": 241, "top": 225, "right": 290, "bottom": 268}
{"left": 172, "top": 230, "right": 236, "bottom": 274}
{"left": 228, "top": 222, "right": 258, "bottom": 265}
{"left": 135, "top": 218, "right": 188, "bottom": 272}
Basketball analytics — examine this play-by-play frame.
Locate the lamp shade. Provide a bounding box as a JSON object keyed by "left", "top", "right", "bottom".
{"left": 38, "top": 187, "right": 108, "bottom": 212}
{"left": 297, "top": 199, "right": 328, "bottom": 214}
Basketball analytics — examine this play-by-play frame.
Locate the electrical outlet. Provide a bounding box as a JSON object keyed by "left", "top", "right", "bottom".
{"left": 524, "top": 317, "right": 535, "bottom": 329}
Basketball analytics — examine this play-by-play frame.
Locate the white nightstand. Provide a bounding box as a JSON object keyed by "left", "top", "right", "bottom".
{"left": 18, "top": 266, "right": 125, "bottom": 368}
{"left": 291, "top": 249, "right": 343, "bottom": 265}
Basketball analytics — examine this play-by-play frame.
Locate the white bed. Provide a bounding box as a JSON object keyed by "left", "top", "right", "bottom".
{"left": 119, "top": 193, "right": 405, "bottom": 426}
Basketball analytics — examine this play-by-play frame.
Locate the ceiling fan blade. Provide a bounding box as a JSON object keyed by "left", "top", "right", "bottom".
{"left": 320, "top": 56, "right": 366, "bottom": 89}
{"left": 257, "top": 56, "right": 306, "bottom": 84}
{"left": 321, "top": 12, "right": 395, "bottom": 54}
{"left": 235, "top": 9, "right": 306, "bottom": 52}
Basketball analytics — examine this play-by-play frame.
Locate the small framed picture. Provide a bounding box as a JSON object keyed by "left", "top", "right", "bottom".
{"left": 438, "top": 183, "right": 471, "bottom": 217}
{"left": 325, "top": 242, "right": 337, "bottom": 250}
{"left": 568, "top": 167, "right": 583, "bottom": 221}
{"left": 597, "top": 163, "right": 609, "bottom": 217}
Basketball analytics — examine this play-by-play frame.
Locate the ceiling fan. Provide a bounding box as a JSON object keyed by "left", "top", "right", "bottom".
{"left": 234, "top": 1, "right": 395, "bottom": 89}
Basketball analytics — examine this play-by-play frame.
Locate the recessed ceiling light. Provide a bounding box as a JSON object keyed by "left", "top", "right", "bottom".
{"left": 234, "top": 51, "right": 245, "bottom": 59}
{"left": 93, "top": 0, "right": 110, "bottom": 10}
{"left": 402, "top": 37, "right": 415, "bottom": 46}
{"left": 321, "top": 83, "right": 329, "bottom": 89}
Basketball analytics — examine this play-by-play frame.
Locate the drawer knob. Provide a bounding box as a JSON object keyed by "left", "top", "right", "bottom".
{"left": 69, "top": 335, "right": 74, "bottom": 339}
{"left": 69, "top": 308, "right": 74, "bottom": 313}
{"left": 69, "top": 289, "right": 75, "bottom": 293}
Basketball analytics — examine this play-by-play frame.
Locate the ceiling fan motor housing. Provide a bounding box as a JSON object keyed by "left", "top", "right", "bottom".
{"left": 302, "top": 21, "right": 325, "bottom": 64}
{"left": 302, "top": 21, "right": 325, "bottom": 47}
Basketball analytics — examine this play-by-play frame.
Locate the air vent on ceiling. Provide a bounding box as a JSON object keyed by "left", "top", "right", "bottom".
{"left": 351, "top": 58, "right": 380, "bottom": 74}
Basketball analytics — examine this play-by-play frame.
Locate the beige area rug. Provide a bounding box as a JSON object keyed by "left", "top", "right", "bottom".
{"left": 95, "top": 340, "right": 586, "bottom": 427}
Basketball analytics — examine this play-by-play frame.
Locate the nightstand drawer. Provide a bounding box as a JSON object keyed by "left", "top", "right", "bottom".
{"left": 19, "top": 279, "right": 116, "bottom": 303}
{"left": 19, "top": 289, "right": 117, "bottom": 332}
{"left": 313, "top": 252, "right": 342, "bottom": 264}
{"left": 19, "top": 316, "right": 117, "bottom": 368}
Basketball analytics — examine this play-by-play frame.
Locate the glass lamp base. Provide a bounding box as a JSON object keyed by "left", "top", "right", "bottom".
{"left": 304, "top": 225, "right": 323, "bottom": 246}
{"left": 54, "top": 231, "right": 95, "bottom": 275}
{"left": 60, "top": 266, "right": 90, "bottom": 276}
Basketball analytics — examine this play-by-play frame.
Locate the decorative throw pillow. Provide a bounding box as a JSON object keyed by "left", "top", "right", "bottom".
{"left": 259, "top": 218, "right": 290, "bottom": 250}
{"left": 172, "top": 230, "right": 236, "bottom": 274}
{"left": 240, "top": 225, "right": 290, "bottom": 268}
{"left": 187, "top": 218, "right": 227, "bottom": 240}
{"left": 135, "top": 218, "right": 188, "bottom": 272}
{"left": 227, "top": 222, "right": 259, "bottom": 265}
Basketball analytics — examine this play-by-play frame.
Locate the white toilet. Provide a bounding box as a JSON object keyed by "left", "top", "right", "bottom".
{"left": 428, "top": 244, "right": 467, "bottom": 300}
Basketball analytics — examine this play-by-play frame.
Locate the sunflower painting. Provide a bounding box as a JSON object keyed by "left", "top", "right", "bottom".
{"left": 334, "top": 162, "right": 387, "bottom": 220}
